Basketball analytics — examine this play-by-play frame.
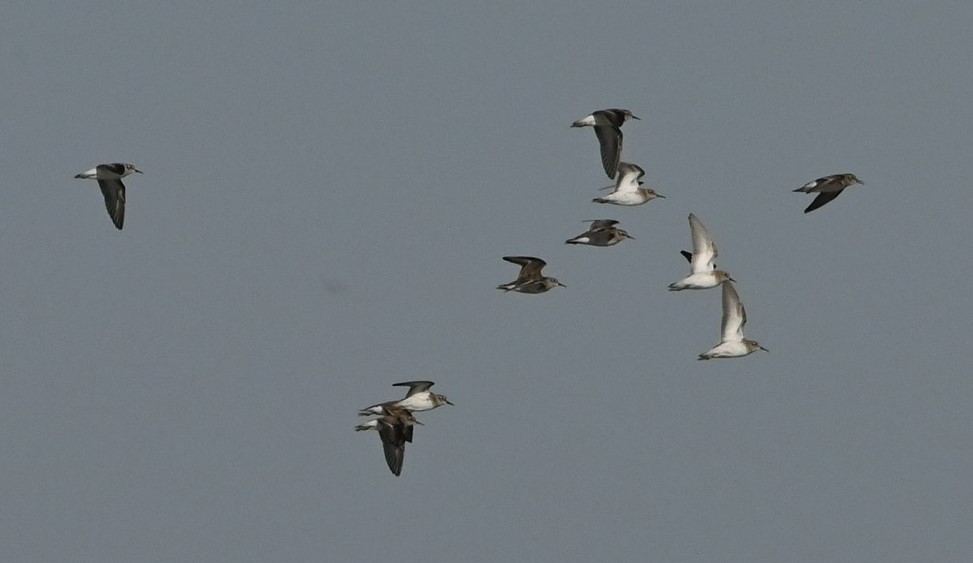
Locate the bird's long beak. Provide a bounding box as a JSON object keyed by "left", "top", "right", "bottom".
{"left": 656, "top": 193, "right": 667, "bottom": 199}
{"left": 856, "top": 179, "right": 864, "bottom": 185}
{"left": 632, "top": 115, "right": 641, "bottom": 120}
{"left": 558, "top": 282, "right": 567, "bottom": 288}
{"left": 134, "top": 168, "right": 143, "bottom": 174}
{"left": 759, "top": 345, "right": 769, "bottom": 352}
{"left": 728, "top": 276, "right": 737, "bottom": 283}
{"left": 445, "top": 399, "right": 454, "bottom": 406}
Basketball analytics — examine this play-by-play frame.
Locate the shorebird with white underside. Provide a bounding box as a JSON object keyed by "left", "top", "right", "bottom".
{"left": 668, "top": 214, "right": 734, "bottom": 291}
{"left": 358, "top": 381, "right": 453, "bottom": 417}
{"left": 592, "top": 162, "right": 665, "bottom": 206}
{"left": 698, "top": 281, "right": 768, "bottom": 360}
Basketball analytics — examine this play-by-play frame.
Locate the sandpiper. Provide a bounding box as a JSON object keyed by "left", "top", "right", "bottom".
{"left": 698, "top": 282, "right": 768, "bottom": 360}
{"left": 355, "top": 405, "right": 422, "bottom": 476}
{"left": 565, "top": 219, "right": 634, "bottom": 246}
{"left": 793, "top": 173, "right": 863, "bottom": 213}
{"left": 497, "top": 256, "right": 565, "bottom": 294}
{"left": 668, "top": 214, "right": 734, "bottom": 290}
{"left": 358, "top": 381, "right": 453, "bottom": 417}
{"left": 74, "top": 163, "right": 142, "bottom": 230}
{"left": 571, "top": 108, "right": 639, "bottom": 179}
{"left": 592, "top": 162, "right": 665, "bottom": 206}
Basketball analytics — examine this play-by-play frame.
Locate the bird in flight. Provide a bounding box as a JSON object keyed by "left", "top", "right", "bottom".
{"left": 571, "top": 108, "right": 639, "bottom": 180}
{"left": 793, "top": 173, "right": 863, "bottom": 213}
{"left": 74, "top": 163, "right": 142, "bottom": 229}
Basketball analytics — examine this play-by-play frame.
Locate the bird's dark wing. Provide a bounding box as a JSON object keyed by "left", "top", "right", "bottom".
{"left": 803, "top": 189, "right": 844, "bottom": 213}
{"left": 378, "top": 421, "right": 406, "bottom": 476}
{"left": 593, "top": 126, "right": 622, "bottom": 179}
{"left": 97, "top": 178, "right": 126, "bottom": 230}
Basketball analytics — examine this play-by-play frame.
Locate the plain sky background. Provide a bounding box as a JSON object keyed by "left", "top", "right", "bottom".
{"left": 2, "top": 2, "right": 972, "bottom": 562}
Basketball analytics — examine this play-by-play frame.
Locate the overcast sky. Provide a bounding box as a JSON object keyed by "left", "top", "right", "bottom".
{"left": 2, "top": 2, "right": 972, "bottom": 562}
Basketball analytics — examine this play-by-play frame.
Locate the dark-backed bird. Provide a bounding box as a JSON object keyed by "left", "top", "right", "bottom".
{"left": 355, "top": 405, "right": 422, "bottom": 476}
{"left": 793, "top": 173, "right": 863, "bottom": 213}
{"left": 497, "top": 256, "right": 565, "bottom": 294}
{"left": 565, "top": 219, "right": 633, "bottom": 247}
{"left": 74, "top": 163, "right": 142, "bottom": 229}
{"left": 571, "top": 108, "right": 639, "bottom": 179}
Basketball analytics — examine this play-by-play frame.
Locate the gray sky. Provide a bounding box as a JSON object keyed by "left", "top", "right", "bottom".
{"left": 2, "top": 2, "right": 972, "bottom": 562}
